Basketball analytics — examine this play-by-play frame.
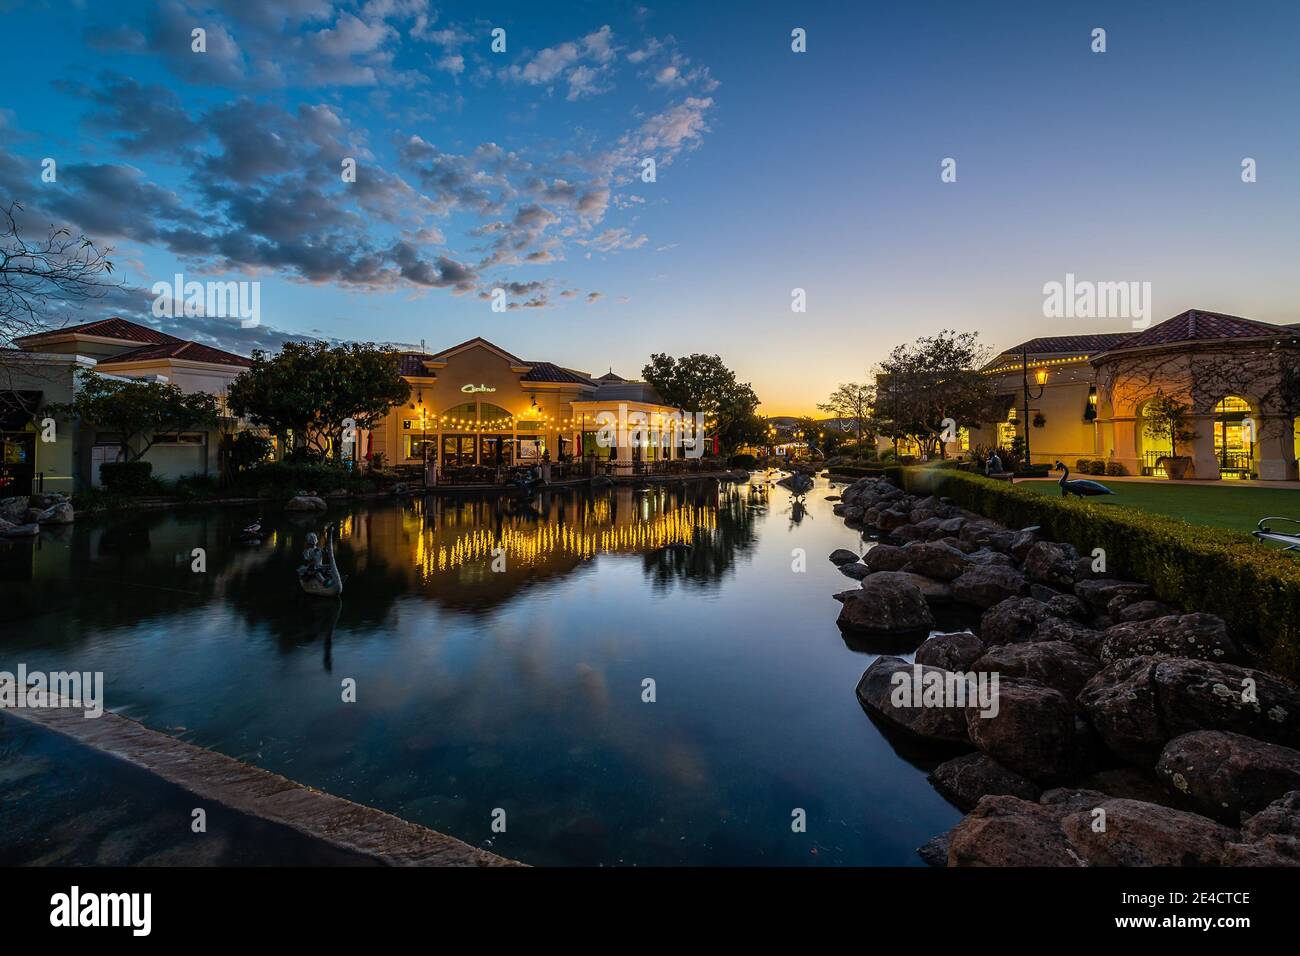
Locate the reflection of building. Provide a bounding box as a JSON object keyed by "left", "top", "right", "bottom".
{"left": 367, "top": 337, "right": 693, "bottom": 475}
{"left": 968, "top": 310, "right": 1300, "bottom": 480}
{"left": 4, "top": 317, "right": 250, "bottom": 494}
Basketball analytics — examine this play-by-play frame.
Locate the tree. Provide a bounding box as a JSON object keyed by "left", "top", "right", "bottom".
{"left": 227, "top": 340, "right": 411, "bottom": 459}
{"left": 817, "top": 382, "right": 873, "bottom": 447}
{"left": 642, "top": 352, "right": 762, "bottom": 455}
{"left": 796, "top": 416, "right": 840, "bottom": 455}
{"left": 1142, "top": 390, "right": 1199, "bottom": 459}
{"left": 47, "top": 371, "right": 219, "bottom": 463}
{"left": 872, "top": 330, "right": 996, "bottom": 458}
{"left": 1, "top": 201, "right": 118, "bottom": 349}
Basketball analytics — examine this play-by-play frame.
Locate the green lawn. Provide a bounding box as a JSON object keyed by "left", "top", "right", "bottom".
{"left": 1016, "top": 478, "right": 1300, "bottom": 537}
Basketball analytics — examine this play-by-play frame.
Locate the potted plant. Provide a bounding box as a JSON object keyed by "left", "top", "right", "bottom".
{"left": 1032, "top": 412, "right": 1047, "bottom": 428}
{"left": 1143, "top": 391, "right": 1199, "bottom": 480}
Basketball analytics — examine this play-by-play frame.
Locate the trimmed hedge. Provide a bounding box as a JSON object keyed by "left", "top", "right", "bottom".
{"left": 891, "top": 467, "right": 1300, "bottom": 679}
{"left": 99, "top": 460, "right": 153, "bottom": 495}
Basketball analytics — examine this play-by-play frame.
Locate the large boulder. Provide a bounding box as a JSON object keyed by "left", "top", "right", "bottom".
{"left": 1114, "top": 599, "right": 1178, "bottom": 623}
{"left": 1075, "top": 578, "right": 1152, "bottom": 615}
{"left": 36, "top": 502, "right": 75, "bottom": 525}
{"left": 980, "top": 597, "right": 1054, "bottom": 645}
{"left": 1099, "top": 613, "right": 1239, "bottom": 666}
{"left": 837, "top": 574, "right": 935, "bottom": 635}
{"left": 828, "top": 548, "right": 860, "bottom": 566}
{"left": 862, "top": 544, "right": 909, "bottom": 572}
{"left": 945, "top": 795, "right": 1087, "bottom": 867}
{"left": 965, "top": 548, "right": 1015, "bottom": 568}
{"left": 1157, "top": 731, "right": 1300, "bottom": 821}
{"left": 1022, "top": 541, "right": 1078, "bottom": 590}
{"left": 965, "top": 680, "right": 1080, "bottom": 783}
{"left": 901, "top": 542, "right": 970, "bottom": 581}
{"left": 930, "top": 752, "right": 1041, "bottom": 811}
{"left": 1222, "top": 836, "right": 1300, "bottom": 865}
{"left": 1057, "top": 798, "right": 1235, "bottom": 866}
{"left": 284, "top": 495, "right": 328, "bottom": 512}
{"left": 972, "top": 641, "right": 1100, "bottom": 699}
{"left": 0, "top": 496, "right": 28, "bottom": 523}
{"left": 1029, "top": 587, "right": 1089, "bottom": 621}
{"left": 874, "top": 509, "right": 910, "bottom": 532}
{"left": 951, "top": 565, "right": 1028, "bottom": 609}
{"left": 870, "top": 570, "right": 953, "bottom": 605}
{"left": 838, "top": 562, "right": 871, "bottom": 580}
{"left": 1078, "top": 657, "right": 1300, "bottom": 766}
{"left": 1241, "top": 790, "right": 1300, "bottom": 841}
{"left": 854, "top": 656, "right": 971, "bottom": 745}
{"left": 1032, "top": 617, "right": 1105, "bottom": 657}
{"left": 915, "top": 631, "right": 986, "bottom": 671}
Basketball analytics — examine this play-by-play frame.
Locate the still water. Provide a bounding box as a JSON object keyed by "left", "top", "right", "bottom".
{"left": 1, "top": 476, "right": 961, "bottom": 865}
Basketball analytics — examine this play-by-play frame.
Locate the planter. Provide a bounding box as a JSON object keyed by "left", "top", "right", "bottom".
{"left": 1158, "top": 455, "right": 1192, "bottom": 480}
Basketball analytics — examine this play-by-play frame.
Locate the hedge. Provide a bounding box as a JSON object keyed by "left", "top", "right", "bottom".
{"left": 99, "top": 460, "right": 153, "bottom": 495}
{"left": 890, "top": 467, "right": 1300, "bottom": 679}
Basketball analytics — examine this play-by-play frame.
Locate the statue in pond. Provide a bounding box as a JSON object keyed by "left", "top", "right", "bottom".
{"left": 298, "top": 529, "right": 343, "bottom": 597}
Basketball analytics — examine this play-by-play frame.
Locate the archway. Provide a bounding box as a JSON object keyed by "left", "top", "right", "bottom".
{"left": 1136, "top": 397, "right": 1173, "bottom": 477}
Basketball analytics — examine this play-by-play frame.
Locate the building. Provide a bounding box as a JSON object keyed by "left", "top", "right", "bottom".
{"left": 969, "top": 309, "right": 1300, "bottom": 480}
{"left": 367, "top": 337, "right": 697, "bottom": 477}
{"left": 3, "top": 317, "right": 251, "bottom": 494}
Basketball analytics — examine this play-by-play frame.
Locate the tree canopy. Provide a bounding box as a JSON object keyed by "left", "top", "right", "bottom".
{"left": 48, "top": 371, "right": 219, "bottom": 462}
{"left": 641, "top": 352, "right": 763, "bottom": 454}
{"left": 226, "top": 340, "right": 410, "bottom": 459}
{"left": 817, "top": 381, "right": 874, "bottom": 446}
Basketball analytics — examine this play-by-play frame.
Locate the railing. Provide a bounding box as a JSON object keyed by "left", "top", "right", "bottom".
{"left": 1142, "top": 450, "right": 1255, "bottom": 478}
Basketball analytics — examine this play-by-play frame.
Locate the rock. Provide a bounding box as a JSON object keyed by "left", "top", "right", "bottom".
{"left": 951, "top": 565, "right": 1028, "bottom": 609}
{"left": 36, "top": 502, "right": 75, "bottom": 524}
{"left": 930, "top": 752, "right": 1042, "bottom": 811}
{"left": 1075, "top": 579, "right": 1152, "bottom": 615}
{"left": 862, "top": 544, "right": 909, "bottom": 572}
{"left": 972, "top": 641, "right": 1100, "bottom": 699}
{"left": 840, "top": 505, "right": 865, "bottom": 523}
{"left": 966, "top": 680, "right": 1080, "bottom": 783}
{"left": 828, "top": 548, "right": 860, "bottom": 565}
{"left": 980, "top": 597, "right": 1055, "bottom": 645}
{"left": 958, "top": 520, "right": 1003, "bottom": 549}
{"left": 1022, "top": 541, "right": 1078, "bottom": 590}
{"left": 1074, "top": 555, "right": 1113, "bottom": 582}
{"left": 22, "top": 507, "right": 45, "bottom": 523}
{"left": 1114, "top": 599, "right": 1178, "bottom": 623}
{"left": 946, "top": 795, "right": 1086, "bottom": 867}
{"left": 916, "top": 832, "right": 952, "bottom": 867}
{"left": 875, "top": 509, "right": 910, "bottom": 532}
{"left": 1222, "top": 835, "right": 1300, "bottom": 865}
{"left": 1099, "top": 613, "right": 1239, "bottom": 666}
{"left": 854, "top": 656, "right": 971, "bottom": 745}
{"left": 1241, "top": 790, "right": 1300, "bottom": 841}
{"left": 1, "top": 522, "right": 40, "bottom": 537}
{"left": 891, "top": 524, "right": 927, "bottom": 543}
{"left": 965, "top": 548, "right": 1015, "bottom": 568}
{"left": 916, "top": 631, "right": 986, "bottom": 671}
{"left": 1076, "top": 658, "right": 1167, "bottom": 765}
{"left": 284, "top": 495, "right": 327, "bottom": 512}
{"left": 1009, "top": 529, "right": 1040, "bottom": 562}
{"left": 825, "top": 495, "right": 841, "bottom": 501}
{"left": 837, "top": 574, "right": 935, "bottom": 635}
{"left": 1028, "top": 587, "right": 1089, "bottom": 621}
{"left": 900, "top": 542, "right": 970, "bottom": 581}
{"left": 868, "top": 570, "right": 953, "bottom": 606}
{"left": 1157, "top": 731, "right": 1300, "bottom": 820}
{"left": 1032, "top": 618, "right": 1105, "bottom": 657}
{"left": 986, "top": 531, "right": 1016, "bottom": 554}
{"left": 838, "top": 562, "right": 871, "bottom": 580}
{"left": 1058, "top": 798, "right": 1235, "bottom": 866}
{"left": 1075, "top": 767, "right": 1196, "bottom": 811}
{"left": 0, "top": 496, "right": 28, "bottom": 523}
{"left": 937, "top": 516, "right": 966, "bottom": 536}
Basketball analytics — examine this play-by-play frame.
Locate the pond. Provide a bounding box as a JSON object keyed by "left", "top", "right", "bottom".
{"left": 0, "top": 475, "right": 961, "bottom": 866}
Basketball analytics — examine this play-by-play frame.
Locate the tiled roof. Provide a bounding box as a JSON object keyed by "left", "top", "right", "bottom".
{"left": 999, "top": 333, "right": 1136, "bottom": 357}
{"left": 1100, "top": 309, "right": 1292, "bottom": 352}
{"left": 595, "top": 370, "right": 625, "bottom": 382}
{"left": 98, "top": 341, "right": 252, "bottom": 368}
{"left": 396, "top": 352, "right": 437, "bottom": 377}
{"left": 429, "top": 336, "right": 525, "bottom": 364}
{"left": 14, "top": 316, "right": 182, "bottom": 347}
{"left": 520, "top": 362, "right": 595, "bottom": 385}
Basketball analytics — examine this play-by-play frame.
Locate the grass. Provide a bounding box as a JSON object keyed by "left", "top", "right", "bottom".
{"left": 1015, "top": 477, "right": 1298, "bottom": 536}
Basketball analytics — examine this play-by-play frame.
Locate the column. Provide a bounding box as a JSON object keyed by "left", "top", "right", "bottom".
{"left": 1256, "top": 415, "right": 1299, "bottom": 481}
{"left": 1189, "top": 415, "right": 1220, "bottom": 480}
{"left": 1108, "top": 417, "right": 1139, "bottom": 477}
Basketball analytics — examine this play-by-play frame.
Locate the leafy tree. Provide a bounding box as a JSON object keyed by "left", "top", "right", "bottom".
{"left": 227, "top": 341, "right": 411, "bottom": 459}
{"left": 48, "top": 371, "right": 219, "bottom": 463}
{"left": 872, "top": 330, "right": 996, "bottom": 458}
{"left": 642, "top": 352, "right": 762, "bottom": 454}
{"left": 817, "top": 382, "right": 873, "bottom": 446}
{"left": 1142, "top": 390, "right": 1199, "bottom": 458}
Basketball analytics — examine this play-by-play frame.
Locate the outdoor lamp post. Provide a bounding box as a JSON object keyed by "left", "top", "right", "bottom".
{"left": 1021, "top": 347, "right": 1048, "bottom": 469}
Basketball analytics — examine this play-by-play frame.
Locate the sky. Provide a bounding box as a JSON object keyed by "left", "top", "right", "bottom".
{"left": 1, "top": 0, "right": 1298, "bottom": 414}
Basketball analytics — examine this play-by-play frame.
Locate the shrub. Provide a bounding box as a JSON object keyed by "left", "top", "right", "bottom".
{"left": 1088, "top": 460, "right": 1107, "bottom": 476}
{"left": 1076, "top": 458, "right": 1092, "bottom": 472}
{"left": 728, "top": 453, "right": 758, "bottom": 469}
{"left": 229, "top": 460, "right": 366, "bottom": 498}
{"left": 99, "top": 460, "right": 153, "bottom": 495}
{"left": 890, "top": 467, "right": 1300, "bottom": 678}
{"left": 1106, "top": 461, "right": 1125, "bottom": 477}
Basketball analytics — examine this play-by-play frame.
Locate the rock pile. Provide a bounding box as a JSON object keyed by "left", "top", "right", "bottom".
{"left": 0, "top": 493, "right": 75, "bottom": 536}
{"left": 830, "top": 474, "right": 1300, "bottom": 867}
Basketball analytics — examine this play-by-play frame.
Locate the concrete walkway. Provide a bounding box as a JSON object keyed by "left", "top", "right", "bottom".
{"left": 1015, "top": 475, "right": 1300, "bottom": 489}
{"left": 3, "top": 703, "right": 518, "bottom": 866}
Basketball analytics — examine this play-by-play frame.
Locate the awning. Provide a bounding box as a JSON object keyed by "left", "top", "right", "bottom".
{"left": 0, "top": 391, "right": 42, "bottom": 431}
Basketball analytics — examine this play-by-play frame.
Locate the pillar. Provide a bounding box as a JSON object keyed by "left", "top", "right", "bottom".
{"left": 1256, "top": 415, "right": 1299, "bottom": 481}
{"left": 1108, "top": 417, "right": 1139, "bottom": 477}
{"left": 1189, "top": 415, "right": 1220, "bottom": 480}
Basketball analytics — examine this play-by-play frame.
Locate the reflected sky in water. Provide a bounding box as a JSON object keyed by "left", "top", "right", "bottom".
{"left": 1, "top": 477, "right": 961, "bottom": 865}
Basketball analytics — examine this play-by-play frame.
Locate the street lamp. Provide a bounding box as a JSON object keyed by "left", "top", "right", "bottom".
{"left": 1021, "top": 347, "right": 1048, "bottom": 469}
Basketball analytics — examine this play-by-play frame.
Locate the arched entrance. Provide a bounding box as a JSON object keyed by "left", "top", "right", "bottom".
{"left": 1136, "top": 397, "right": 1173, "bottom": 477}
{"left": 1212, "top": 395, "right": 1255, "bottom": 479}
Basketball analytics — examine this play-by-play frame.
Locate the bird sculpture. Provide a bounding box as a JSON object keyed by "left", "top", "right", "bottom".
{"left": 1053, "top": 461, "right": 1116, "bottom": 498}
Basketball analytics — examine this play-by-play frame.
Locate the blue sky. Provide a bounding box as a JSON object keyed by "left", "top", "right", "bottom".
{"left": 2, "top": 0, "right": 1298, "bottom": 413}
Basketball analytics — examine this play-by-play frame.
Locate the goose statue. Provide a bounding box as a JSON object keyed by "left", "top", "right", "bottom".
{"left": 1053, "top": 461, "right": 1116, "bottom": 499}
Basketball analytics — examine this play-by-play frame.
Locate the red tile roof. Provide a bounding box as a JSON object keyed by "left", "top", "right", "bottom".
{"left": 999, "top": 333, "right": 1136, "bottom": 356}
{"left": 1100, "top": 309, "right": 1292, "bottom": 352}
{"left": 396, "top": 352, "right": 437, "bottom": 377}
{"left": 97, "top": 341, "right": 252, "bottom": 368}
{"left": 14, "top": 316, "right": 182, "bottom": 347}
{"left": 520, "top": 362, "right": 594, "bottom": 385}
